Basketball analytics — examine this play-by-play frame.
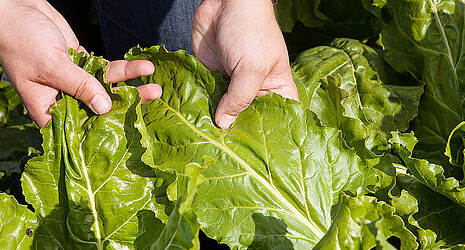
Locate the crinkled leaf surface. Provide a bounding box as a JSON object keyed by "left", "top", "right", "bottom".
{"left": 314, "top": 193, "right": 417, "bottom": 250}
{"left": 135, "top": 163, "right": 203, "bottom": 250}
{"left": 369, "top": 0, "right": 465, "bottom": 169}
{"left": 391, "top": 174, "right": 465, "bottom": 249}
{"left": 292, "top": 38, "right": 422, "bottom": 146}
{"left": 292, "top": 39, "right": 421, "bottom": 194}
{"left": 125, "top": 46, "right": 378, "bottom": 249}
{"left": 0, "top": 193, "right": 37, "bottom": 249}
{"left": 390, "top": 131, "right": 465, "bottom": 207}
{"left": 21, "top": 51, "right": 155, "bottom": 249}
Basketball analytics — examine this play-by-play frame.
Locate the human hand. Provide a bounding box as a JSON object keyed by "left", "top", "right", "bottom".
{"left": 192, "top": 0, "right": 298, "bottom": 129}
{"left": 0, "top": 0, "right": 161, "bottom": 127}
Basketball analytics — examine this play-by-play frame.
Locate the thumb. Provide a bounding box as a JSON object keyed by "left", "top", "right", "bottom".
{"left": 47, "top": 57, "right": 112, "bottom": 115}
{"left": 215, "top": 66, "right": 266, "bottom": 129}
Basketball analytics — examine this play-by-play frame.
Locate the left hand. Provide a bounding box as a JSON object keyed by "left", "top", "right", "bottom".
{"left": 192, "top": 0, "right": 299, "bottom": 129}
{"left": 0, "top": 0, "right": 161, "bottom": 127}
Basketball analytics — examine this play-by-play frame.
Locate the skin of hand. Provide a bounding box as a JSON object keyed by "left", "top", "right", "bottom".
{"left": 0, "top": 0, "right": 162, "bottom": 128}
{"left": 192, "top": 0, "right": 299, "bottom": 129}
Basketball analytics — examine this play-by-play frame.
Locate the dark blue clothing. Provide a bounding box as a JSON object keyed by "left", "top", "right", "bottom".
{"left": 93, "top": 0, "right": 201, "bottom": 60}
{"left": 92, "top": 0, "right": 201, "bottom": 60}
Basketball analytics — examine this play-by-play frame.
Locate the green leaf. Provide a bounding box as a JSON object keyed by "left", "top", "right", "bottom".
{"left": 445, "top": 121, "right": 465, "bottom": 172}
{"left": 392, "top": 173, "right": 465, "bottom": 249}
{"left": 21, "top": 51, "right": 155, "bottom": 249}
{"left": 135, "top": 163, "right": 203, "bottom": 250}
{"left": 0, "top": 193, "right": 39, "bottom": 249}
{"left": 135, "top": 205, "right": 199, "bottom": 250}
{"left": 314, "top": 193, "right": 418, "bottom": 250}
{"left": 0, "top": 81, "right": 25, "bottom": 126}
{"left": 275, "top": 0, "right": 330, "bottom": 32}
{"left": 0, "top": 193, "right": 38, "bottom": 249}
{"left": 292, "top": 38, "right": 423, "bottom": 146}
{"left": 390, "top": 131, "right": 465, "bottom": 207}
{"left": 369, "top": 0, "right": 465, "bottom": 169}
{"left": 282, "top": 0, "right": 379, "bottom": 60}
{"left": 0, "top": 72, "right": 41, "bottom": 163}
{"left": 292, "top": 39, "right": 421, "bottom": 195}
{"left": 125, "top": 45, "right": 378, "bottom": 249}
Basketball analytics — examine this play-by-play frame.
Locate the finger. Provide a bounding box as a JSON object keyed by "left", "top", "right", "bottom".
{"left": 112, "top": 84, "right": 162, "bottom": 104}
{"left": 45, "top": 55, "right": 112, "bottom": 115}
{"left": 106, "top": 60, "right": 155, "bottom": 83}
{"left": 215, "top": 64, "right": 266, "bottom": 129}
{"left": 137, "top": 84, "right": 162, "bottom": 103}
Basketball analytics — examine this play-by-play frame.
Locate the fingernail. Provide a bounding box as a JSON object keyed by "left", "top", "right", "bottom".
{"left": 89, "top": 94, "right": 110, "bottom": 115}
{"left": 217, "top": 114, "right": 237, "bottom": 129}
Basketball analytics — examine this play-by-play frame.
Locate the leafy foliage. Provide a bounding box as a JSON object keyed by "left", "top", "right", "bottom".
{"left": 368, "top": 0, "right": 465, "bottom": 169}
{"left": 2, "top": 0, "right": 465, "bottom": 249}
{"left": 0, "top": 193, "right": 37, "bottom": 249}
{"left": 134, "top": 163, "right": 203, "bottom": 250}
{"left": 292, "top": 38, "right": 423, "bottom": 149}
{"left": 314, "top": 193, "right": 417, "bottom": 250}
{"left": 392, "top": 174, "right": 465, "bottom": 249}
{"left": 20, "top": 51, "right": 159, "bottom": 249}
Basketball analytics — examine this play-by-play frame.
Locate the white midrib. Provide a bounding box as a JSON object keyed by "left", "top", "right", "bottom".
{"left": 161, "top": 101, "right": 326, "bottom": 240}
{"left": 79, "top": 148, "right": 103, "bottom": 250}
{"left": 429, "top": 0, "right": 460, "bottom": 90}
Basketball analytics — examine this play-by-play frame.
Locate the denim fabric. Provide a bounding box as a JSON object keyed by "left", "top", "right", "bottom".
{"left": 93, "top": 0, "right": 202, "bottom": 60}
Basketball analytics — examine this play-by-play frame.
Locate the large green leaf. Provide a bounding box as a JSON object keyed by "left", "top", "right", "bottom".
{"left": 125, "top": 45, "right": 378, "bottom": 249}
{"left": 292, "top": 38, "right": 423, "bottom": 147}
{"left": 292, "top": 39, "right": 422, "bottom": 196}
{"left": 0, "top": 193, "right": 38, "bottom": 249}
{"left": 314, "top": 193, "right": 418, "bottom": 250}
{"left": 368, "top": 0, "right": 465, "bottom": 169}
{"left": 21, "top": 51, "right": 156, "bottom": 249}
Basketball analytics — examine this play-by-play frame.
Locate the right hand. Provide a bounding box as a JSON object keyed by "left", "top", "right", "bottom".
{"left": 192, "top": 0, "right": 299, "bottom": 129}
{"left": 0, "top": 0, "right": 162, "bottom": 127}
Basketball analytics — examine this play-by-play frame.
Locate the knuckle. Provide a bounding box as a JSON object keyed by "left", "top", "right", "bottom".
{"left": 72, "top": 78, "right": 89, "bottom": 99}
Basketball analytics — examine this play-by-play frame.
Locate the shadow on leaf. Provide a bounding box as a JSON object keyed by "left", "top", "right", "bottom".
{"left": 248, "top": 213, "right": 294, "bottom": 250}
